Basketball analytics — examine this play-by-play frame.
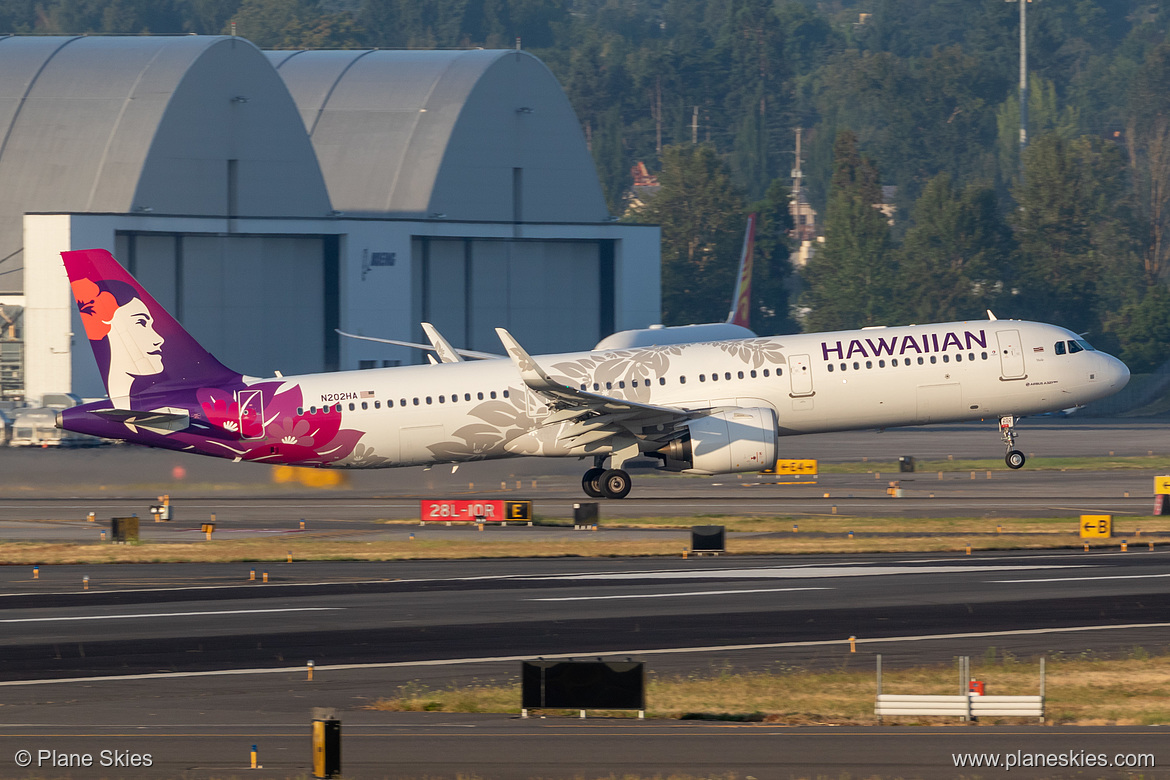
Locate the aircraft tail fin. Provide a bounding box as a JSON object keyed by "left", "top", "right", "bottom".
{"left": 726, "top": 213, "right": 757, "bottom": 328}
{"left": 62, "top": 248, "right": 237, "bottom": 399}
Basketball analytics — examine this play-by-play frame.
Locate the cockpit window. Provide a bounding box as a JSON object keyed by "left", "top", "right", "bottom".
{"left": 1067, "top": 340, "right": 1083, "bottom": 354}
{"left": 1054, "top": 342, "right": 1066, "bottom": 355}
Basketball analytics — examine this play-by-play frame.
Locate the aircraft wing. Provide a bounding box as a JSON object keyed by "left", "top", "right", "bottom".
{"left": 495, "top": 328, "right": 711, "bottom": 450}
{"left": 335, "top": 329, "right": 502, "bottom": 360}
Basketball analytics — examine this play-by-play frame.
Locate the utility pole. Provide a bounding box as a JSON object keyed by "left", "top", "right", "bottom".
{"left": 1006, "top": 0, "right": 1030, "bottom": 181}
{"left": 691, "top": 106, "right": 699, "bottom": 145}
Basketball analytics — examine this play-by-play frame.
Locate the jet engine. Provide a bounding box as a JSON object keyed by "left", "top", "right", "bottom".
{"left": 654, "top": 407, "right": 778, "bottom": 475}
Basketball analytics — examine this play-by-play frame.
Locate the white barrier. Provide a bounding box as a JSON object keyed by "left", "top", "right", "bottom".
{"left": 875, "top": 693, "right": 1044, "bottom": 720}
{"left": 874, "top": 654, "right": 1045, "bottom": 722}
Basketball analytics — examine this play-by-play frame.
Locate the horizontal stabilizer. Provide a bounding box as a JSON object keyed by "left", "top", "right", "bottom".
{"left": 90, "top": 408, "right": 190, "bottom": 432}
{"left": 336, "top": 329, "right": 502, "bottom": 360}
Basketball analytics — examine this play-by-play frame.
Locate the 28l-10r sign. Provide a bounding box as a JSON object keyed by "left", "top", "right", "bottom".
{"left": 420, "top": 499, "right": 532, "bottom": 523}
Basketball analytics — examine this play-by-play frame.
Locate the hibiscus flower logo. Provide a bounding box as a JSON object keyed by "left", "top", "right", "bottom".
{"left": 269, "top": 417, "right": 314, "bottom": 447}
{"left": 71, "top": 278, "right": 119, "bottom": 341}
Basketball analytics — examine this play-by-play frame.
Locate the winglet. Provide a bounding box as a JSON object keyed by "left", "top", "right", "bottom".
{"left": 495, "top": 328, "right": 561, "bottom": 393}
{"left": 421, "top": 322, "right": 465, "bottom": 363}
{"left": 726, "top": 213, "right": 757, "bottom": 328}
{"left": 987, "top": 310, "right": 998, "bottom": 321}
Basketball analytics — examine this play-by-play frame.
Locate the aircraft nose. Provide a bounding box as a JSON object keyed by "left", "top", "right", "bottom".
{"left": 1105, "top": 353, "right": 1130, "bottom": 390}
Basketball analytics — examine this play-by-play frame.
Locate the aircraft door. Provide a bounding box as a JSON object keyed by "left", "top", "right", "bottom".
{"left": 996, "top": 330, "right": 1026, "bottom": 380}
{"left": 237, "top": 389, "right": 265, "bottom": 439}
{"left": 789, "top": 354, "right": 814, "bottom": 396}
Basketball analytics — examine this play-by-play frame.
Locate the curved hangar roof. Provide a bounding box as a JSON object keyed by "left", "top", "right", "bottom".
{"left": 0, "top": 35, "right": 330, "bottom": 288}
{"left": 266, "top": 49, "right": 609, "bottom": 223}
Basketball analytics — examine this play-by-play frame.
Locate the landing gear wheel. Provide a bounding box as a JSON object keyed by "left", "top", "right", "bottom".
{"left": 582, "top": 467, "right": 605, "bottom": 498}
{"left": 1005, "top": 450, "right": 1026, "bottom": 469}
{"left": 600, "top": 468, "right": 632, "bottom": 499}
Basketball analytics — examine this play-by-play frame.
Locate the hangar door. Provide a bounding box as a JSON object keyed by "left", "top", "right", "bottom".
{"left": 115, "top": 232, "right": 338, "bottom": 378}
{"left": 412, "top": 237, "right": 615, "bottom": 358}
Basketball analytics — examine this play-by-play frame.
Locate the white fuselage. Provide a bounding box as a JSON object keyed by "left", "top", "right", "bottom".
{"left": 267, "top": 319, "right": 1129, "bottom": 468}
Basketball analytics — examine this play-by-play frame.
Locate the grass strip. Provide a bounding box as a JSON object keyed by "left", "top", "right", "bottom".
{"left": 1, "top": 530, "right": 1163, "bottom": 565}
{"left": 817, "top": 454, "right": 1170, "bottom": 473}
{"left": 369, "top": 648, "right": 1170, "bottom": 726}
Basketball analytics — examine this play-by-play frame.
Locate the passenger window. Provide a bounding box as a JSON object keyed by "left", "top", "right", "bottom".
{"left": 680, "top": 376, "right": 687, "bottom": 384}
{"left": 955, "top": 354, "right": 962, "bottom": 363}
{"left": 878, "top": 360, "right": 885, "bottom": 368}
{"left": 763, "top": 368, "right": 770, "bottom": 377}
{"left": 711, "top": 373, "right": 718, "bottom": 382}
{"left": 891, "top": 359, "right": 898, "bottom": 367}
{"left": 450, "top": 394, "right": 457, "bottom": 403}
{"left": 297, "top": 407, "right": 304, "bottom": 415}
{"left": 917, "top": 357, "right": 924, "bottom": 365}
{"left": 606, "top": 382, "right": 612, "bottom": 390}
{"left": 852, "top": 362, "right": 859, "bottom": 370}
{"left": 942, "top": 355, "right": 949, "bottom": 363}
{"left": 619, "top": 381, "right": 625, "bottom": 389}
{"left": 348, "top": 403, "right": 355, "bottom": 411}
{"left": 659, "top": 377, "right": 666, "bottom": 386}
{"left": 503, "top": 390, "right": 509, "bottom": 398}
{"left": 465, "top": 393, "right": 471, "bottom": 401}
{"left": 777, "top": 368, "right": 782, "bottom": 376}
{"left": 827, "top": 364, "right": 835, "bottom": 373}
{"left": 968, "top": 352, "right": 975, "bottom": 361}
{"left": 413, "top": 398, "right": 420, "bottom": 405}
{"left": 725, "top": 372, "right": 731, "bottom": 381}
{"left": 426, "top": 397, "right": 433, "bottom": 405}
{"left": 981, "top": 351, "right": 988, "bottom": 360}
{"left": 361, "top": 402, "right": 368, "bottom": 410}
{"left": 699, "top": 374, "right": 706, "bottom": 382}
{"left": 631, "top": 380, "right": 638, "bottom": 388}
{"left": 750, "top": 370, "right": 757, "bottom": 378}
{"left": 593, "top": 383, "right": 599, "bottom": 391}
{"left": 737, "top": 371, "right": 744, "bottom": 379}
{"left": 334, "top": 404, "right": 342, "bottom": 412}
{"left": 375, "top": 401, "right": 381, "bottom": 409}
{"left": 930, "top": 356, "right": 937, "bottom": 364}
{"left": 438, "top": 395, "right": 445, "bottom": 403}
{"left": 490, "top": 391, "right": 497, "bottom": 399}
{"left": 477, "top": 392, "right": 484, "bottom": 400}
{"left": 841, "top": 363, "right": 847, "bottom": 371}
{"left": 1068, "top": 340, "right": 1083, "bottom": 354}
{"left": 866, "top": 361, "right": 872, "bottom": 369}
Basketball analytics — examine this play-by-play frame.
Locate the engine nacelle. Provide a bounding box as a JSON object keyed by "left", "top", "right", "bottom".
{"left": 655, "top": 407, "right": 777, "bottom": 475}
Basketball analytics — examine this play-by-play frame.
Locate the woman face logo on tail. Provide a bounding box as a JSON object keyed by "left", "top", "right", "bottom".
{"left": 72, "top": 277, "right": 166, "bottom": 400}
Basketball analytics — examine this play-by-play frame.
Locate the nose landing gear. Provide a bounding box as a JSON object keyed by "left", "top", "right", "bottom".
{"left": 1000, "top": 415, "right": 1026, "bottom": 469}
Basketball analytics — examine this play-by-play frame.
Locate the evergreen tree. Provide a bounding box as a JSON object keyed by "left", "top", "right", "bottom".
{"left": 896, "top": 173, "right": 1011, "bottom": 323}
{"left": 1009, "top": 133, "right": 1141, "bottom": 337}
{"left": 800, "top": 130, "right": 895, "bottom": 331}
{"left": 627, "top": 144, "right": 747, "bottom": 326}
{"left": 747, "top": 177, "right": 797, "bottom": 335}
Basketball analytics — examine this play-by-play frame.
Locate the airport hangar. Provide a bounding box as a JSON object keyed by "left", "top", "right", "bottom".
{"left": 9, "top": 35, "right": 660, "bottom": 403}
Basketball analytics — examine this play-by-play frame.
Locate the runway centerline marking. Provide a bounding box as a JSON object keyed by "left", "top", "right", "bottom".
{"left": 0, "top": 607, "right": 342, "bottom": 624}
{"left": 524, "top": 564, "right": 1089, "bottom": 581}
{"left": 5, "top": 621, "right": 1169, "bottom": 687}
{"left": 528, "top": 587, "right": 831, "bottom": 602}
{"left": 988, "top": 573, "right": 1170, "bottom": 584}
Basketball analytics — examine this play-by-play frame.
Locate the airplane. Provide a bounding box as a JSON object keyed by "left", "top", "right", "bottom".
{"left": 338, "top": 213, "right": 762, "bottom": 362}
{"left": 57, "top": 248, "right": 1130, "bottom": 499}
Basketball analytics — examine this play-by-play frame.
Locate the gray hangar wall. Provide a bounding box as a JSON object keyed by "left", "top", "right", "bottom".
{"left": 19, "top": 38, "right": 660, "bottom": 403}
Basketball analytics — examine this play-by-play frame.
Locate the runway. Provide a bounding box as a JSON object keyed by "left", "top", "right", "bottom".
{"left": 2, "top": 552, "right": 1170, "bottom": 777}
{"left": 2, "top": 419, "right": 1169, "bottom": 777}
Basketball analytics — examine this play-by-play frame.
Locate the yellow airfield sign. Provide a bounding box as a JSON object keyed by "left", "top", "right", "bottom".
{"left": 762, "top": 459, "right": 818, "bottom": 476}
{"left": 1079, "top": 514, "right": 1112, "bottom": 538}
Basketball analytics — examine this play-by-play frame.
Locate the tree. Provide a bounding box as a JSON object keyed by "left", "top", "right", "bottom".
{"left": 747, "top": 177, "right": 797, "bottom": 335}
{"left": 800, "top": 130, "right": 895, "bottom": 331}
{"left": 1009, "top": 133, "right": 1141, "bottom": 337}
{"left": 895, "top": 173, "right": 1011, "bottom": 322}
{"left": 627, "top": 144, "right": 747, "bottom": 326}
{"left": 1126, "top": 42, "right": 1170, "bottom": 286}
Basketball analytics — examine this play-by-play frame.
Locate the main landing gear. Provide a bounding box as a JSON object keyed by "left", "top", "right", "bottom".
{"left": 1000, "top": 415, "right": 1026, "bottom": 469}
{"left": 581, "top": 457, "right": 632, "bottom": 499}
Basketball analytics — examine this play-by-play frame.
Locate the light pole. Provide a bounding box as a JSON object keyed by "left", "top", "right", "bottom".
{"left": 1006, "top": 0, "right": 1030, "bottom": 180}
